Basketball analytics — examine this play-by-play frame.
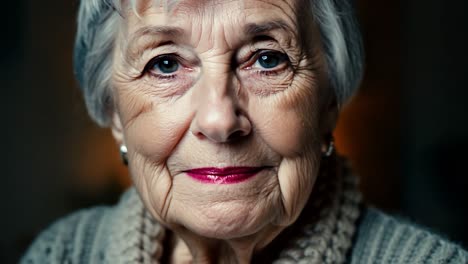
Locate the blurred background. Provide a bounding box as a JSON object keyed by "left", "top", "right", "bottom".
{"left": 1, "top": 0, "right": 467, "bottom": 262}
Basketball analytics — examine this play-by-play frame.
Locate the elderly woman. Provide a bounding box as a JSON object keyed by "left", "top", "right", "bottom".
{"left": 22, "top": 0, "right": 467, "bottom": 263}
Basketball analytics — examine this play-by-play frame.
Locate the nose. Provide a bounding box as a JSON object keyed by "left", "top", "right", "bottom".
{"left": 191, "top": 75, "right": 251, "bottom": 143}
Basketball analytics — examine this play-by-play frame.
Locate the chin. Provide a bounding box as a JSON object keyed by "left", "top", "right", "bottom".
{"left": 175, "top": 200, "right": 277, "bottom": 240}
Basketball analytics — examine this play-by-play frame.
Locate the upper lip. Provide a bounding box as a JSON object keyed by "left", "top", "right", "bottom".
{"left": 184, "top": 167, "right": 267, "bottom": 175}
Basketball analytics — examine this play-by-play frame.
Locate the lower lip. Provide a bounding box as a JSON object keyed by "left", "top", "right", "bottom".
{"left": 185, "top": 167, "right": 265, "bottom": 184}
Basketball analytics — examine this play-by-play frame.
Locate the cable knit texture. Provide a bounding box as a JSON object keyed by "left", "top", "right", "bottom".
{"left": 21, "top": 164, "right": 467, "bottom": 263}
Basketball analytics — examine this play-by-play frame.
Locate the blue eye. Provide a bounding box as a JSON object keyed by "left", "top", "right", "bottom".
{"left": 151, "top": 56, "right": 179, "bottom": 74}
{"left": 256, "top": 52, "right": 287, "bottom": 69}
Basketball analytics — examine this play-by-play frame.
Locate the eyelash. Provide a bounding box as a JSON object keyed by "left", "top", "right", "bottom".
{"left": 142, "top": 50, "right": 290, "bottom": 80}
{"left": 143, "top": 54, "right": 182, "bottom": 80}
{"left": 246, "top": 50, "right": 290, "bottom": 76}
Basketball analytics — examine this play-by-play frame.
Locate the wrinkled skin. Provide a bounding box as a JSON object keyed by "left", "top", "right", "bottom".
{"left": 111, "top": 0, "right": 337, "bottom": 262}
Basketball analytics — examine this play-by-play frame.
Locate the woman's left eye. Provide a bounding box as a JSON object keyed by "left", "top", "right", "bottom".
{"left": 253, "top": 51, "right": 288, "bottom": 69}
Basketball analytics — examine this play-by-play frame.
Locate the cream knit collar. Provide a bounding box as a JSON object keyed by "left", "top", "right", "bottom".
{"left": 104, "top": 159, "right": 362, "bottom": 263}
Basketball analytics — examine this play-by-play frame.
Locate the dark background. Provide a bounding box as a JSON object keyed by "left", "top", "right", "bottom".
{"left": 1, "top": 0, "right": 467, "bottom": 263}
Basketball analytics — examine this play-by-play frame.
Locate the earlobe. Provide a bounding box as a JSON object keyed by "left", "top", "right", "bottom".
{"left": 321, "top": 96, "right": 339, "bottom": 135}
{"left": 320, "top": 96, "right": 339, "bottom": 152}
{"left": 111, "top": 111, "right": 124, "bottom": 146}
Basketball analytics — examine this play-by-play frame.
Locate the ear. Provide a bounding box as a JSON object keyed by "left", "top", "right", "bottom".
{"left": 320, "top": 96, "right": 339, "bottom": 151}
{"left": 111, "top": 111, "right": 125, "bottom": 146}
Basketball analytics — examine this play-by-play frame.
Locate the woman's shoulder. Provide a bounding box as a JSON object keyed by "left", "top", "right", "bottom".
{"left": 20, "top": 188, "right": 157, "bottom": 264}
{"left": 19, "top": 188, "right": 141, "bottom": 264}
{"left": 20, "top": 205, "right": 112, "bottom": 264}
{"left": 350, "top": 207, "right": 467, "bottom": 264}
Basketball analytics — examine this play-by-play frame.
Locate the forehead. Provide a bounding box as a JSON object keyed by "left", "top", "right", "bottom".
{"left": 117, "top": 0, "right": 315, "bottom": 60}
{"left": 126, "top": 0, "right": 301, "bottom": 13}
{"left": 123, "top": 0, "right": 304, "bottom": 32}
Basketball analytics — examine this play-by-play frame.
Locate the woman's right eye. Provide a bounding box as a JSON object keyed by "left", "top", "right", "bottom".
{"left": 145, "top": 55, "right": 181, "bottom": 77}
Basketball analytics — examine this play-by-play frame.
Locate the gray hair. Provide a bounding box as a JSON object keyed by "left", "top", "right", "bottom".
{"left": 74, "top": 0, "right": 364, "bottom": 126}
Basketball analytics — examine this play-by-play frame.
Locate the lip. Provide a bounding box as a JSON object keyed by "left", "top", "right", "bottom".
{"left": 184, "top": 167, "right": 267, "bottom": 184}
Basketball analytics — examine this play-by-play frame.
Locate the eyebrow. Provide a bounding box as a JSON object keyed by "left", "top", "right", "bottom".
{"left": 243, "top": 20, "right": 294, "bottom": 37}
{"left": 128, "top": 20, "right": 292, "bottom": 46}
{"left": 125, "top": 25, "right": 185, "bottom": 60}
{"left": 124, "top": 20, "right": 294, "bottom": 62}
{"left": 128, "top": 25, "right": 184, "bottom": 46}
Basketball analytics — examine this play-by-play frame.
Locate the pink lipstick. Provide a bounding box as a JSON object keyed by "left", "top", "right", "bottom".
{"left": 185, "top": 167, "right": 265, "bottom": 184}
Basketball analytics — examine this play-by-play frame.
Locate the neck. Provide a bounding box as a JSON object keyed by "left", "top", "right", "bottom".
{"left": 167, "top": 225, "right": 284, "bottom": 264}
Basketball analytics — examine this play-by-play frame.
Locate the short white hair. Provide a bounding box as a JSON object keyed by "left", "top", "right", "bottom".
{"left": 74, "top": 0, "right": 364, "bottom": 126}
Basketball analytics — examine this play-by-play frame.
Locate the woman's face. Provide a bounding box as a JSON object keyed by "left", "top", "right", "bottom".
{"left": 111, "top": 0, "right": 334, "bottom": 240}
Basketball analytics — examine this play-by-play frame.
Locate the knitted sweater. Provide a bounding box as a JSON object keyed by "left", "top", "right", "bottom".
{"left": 21, "top": 174, "right": 467, "bottom": 263}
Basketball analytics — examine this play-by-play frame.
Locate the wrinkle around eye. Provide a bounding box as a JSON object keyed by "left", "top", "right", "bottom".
{"left": 123, "top": 41, "right": 198, "bottom": 79}
{"left": 123, "top": 100, "right": 154, "bottom": 131}
{"left": 123, "top": 24, "right": 186, "bottom": 65}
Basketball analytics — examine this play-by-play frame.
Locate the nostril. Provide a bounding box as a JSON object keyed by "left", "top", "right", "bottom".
{"left": 227, "top": 130, "right": 247, "bottom": 141}
{"left": 194, "top": 131, "right": 205, "bottom": 139}
{"left": 192, "top": 101, "right": 251, "bottom": 142}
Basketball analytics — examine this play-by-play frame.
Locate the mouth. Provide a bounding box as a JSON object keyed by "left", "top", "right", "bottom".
{"left": 184, "top": 166, "right": 269, "bottom": 184}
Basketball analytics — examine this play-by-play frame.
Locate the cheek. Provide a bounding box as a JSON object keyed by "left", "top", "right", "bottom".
{"left": 249, "top": 81, "right": 322, "bottom": 225}
{"left": 117, "top": 89, "right": 193, "bottom": 164}
{"left": 251, "top": 83, "right": 321, "bottom": 157}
